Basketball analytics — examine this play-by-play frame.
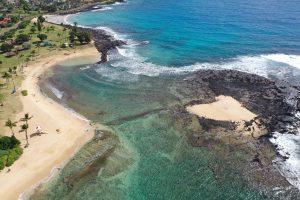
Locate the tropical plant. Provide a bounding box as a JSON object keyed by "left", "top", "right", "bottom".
{"left": 69, "top": 31, "right": 75, "bottom": 43}
{"left": 37, "top": 33, "right": 47, "bottom": 42}
{"left": 37, "top": 21, "right": 42, "bottom": 32}
{"left": 15, "top": 33, "right": 30, "bottom": 44}
{"left": 13, "top": 66, "right": 17, "bottom": 75}
{"left": 21, "top": 90, "right": 28, "bottom": 96}
{"left": 19, "top": 124, "right": 29, "bottom": 146}
{"left": 31, "top": 50, "right": 36, "bottom": 58}
{"left": 37, "top": 15, "right": 45, "bottom": 24}
{"left": 20, "top": 113, "right": 33, "bottom": 126}
{"left": 30, "top": 26, "right": 36, "bottom": 33}
{"left": 25, "top": 57, "right": 30, "bottom": 66}
{"left": 8, "top": 67, "right": 13, "bottom": 74}
{"left": 0, "top": 43, "right": 13, "bottom": 52}
{"left": 63, "top": 27, "right": 67, "bottom": 42}
{"left": 5, "top": 119, "right": 17, "bottom": 136}
{"left": 19, "top": 113, "right": 33, "bottom": 147}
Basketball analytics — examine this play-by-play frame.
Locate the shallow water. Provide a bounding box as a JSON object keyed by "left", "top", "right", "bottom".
{"left": 32, "top": 63, "right": 284, "bottom": 200}
{"left": 33, "top": 0, "right": 300, "bottom": 199}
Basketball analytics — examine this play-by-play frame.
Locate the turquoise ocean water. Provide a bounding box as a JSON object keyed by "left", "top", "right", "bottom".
{"left": 32, "top": 0, "right": 300, "bottom": 199}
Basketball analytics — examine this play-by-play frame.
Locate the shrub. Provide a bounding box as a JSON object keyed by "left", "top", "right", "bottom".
{"left": 0, "top": 136, "right": 22, "bottom": 171}
{"left": 0, "top": 43, "right": 13, "bottom": 52}
{"left": 0, "top": 154, "right": 8, "bottom": 170}
{"left": 0, "top": 136, "right": 20, "bottom": 150}
{"left": 76, "top": 31, "right": 92, "bottom": 44}
{"left": 38, "top": 15, "right": 45, "bottom": 24}
{"left": 15, "top": 33, "right": 30, "bottom": 44}
{"left": 21, "top": 90, "right": 28, "bottom": 96}
{"left": 17, "top": 20, "right": 30, "bottom": 29}
{"left": 10, "top": 15, "right": 19, "bottom": 23}
{"left": 37, "top": 33, "right": 47, "bottom": 42}
{"left": 6, "top": 147, "right": 22, "bottom": 166}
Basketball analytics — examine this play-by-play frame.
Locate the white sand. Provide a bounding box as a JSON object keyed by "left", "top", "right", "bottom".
{"left": 0, "top": 45, "right": 100, "bottom": 200}
{"left": 186, "top": 95, "right": 256, "bottom": 122}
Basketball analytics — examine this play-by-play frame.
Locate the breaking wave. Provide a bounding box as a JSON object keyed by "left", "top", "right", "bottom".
{"left": 110, "top": 44, "right": 300, "bottom": 80}
{"left": 270, "top": 130, "right": 300, "bottom": 190}
{"left": 47, "top": 84, "right": 64, "bottom": 99}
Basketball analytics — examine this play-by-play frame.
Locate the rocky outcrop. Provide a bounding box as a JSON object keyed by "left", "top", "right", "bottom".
{"left": 55, "top": 0, "right": 125, "bottom": 15}
{"left": 184, "top": 69, "right": 298, "bottom": 136}
{"left": 78, "top": 27, "right": 126, "bottom": 62}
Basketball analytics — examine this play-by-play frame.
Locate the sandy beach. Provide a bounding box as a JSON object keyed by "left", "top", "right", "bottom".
{"left": 186, "top": 95, "right": 257, "bottom": 122}
{"left": 0, "top": 44, "right": 100, "bottom": 200}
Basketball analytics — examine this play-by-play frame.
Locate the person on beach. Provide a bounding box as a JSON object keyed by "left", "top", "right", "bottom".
{"left": 35, "top": 126, "right": 42, "bottom": 136}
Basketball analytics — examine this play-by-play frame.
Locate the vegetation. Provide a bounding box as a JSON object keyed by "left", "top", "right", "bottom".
{"left": 15, "top": 33, "right": 30, "bottom": 44}
{"left": 5, "top": 119, "right": 17, "bottom": 136}
{"left": 0, "top": 0, "right": 98, "bottom": 170}
{"left": 69, "top": 24, "right": 91, "bottom": 45}
{"left": 17, "top": 20, "right": 30, "bottom": 29}
{"left": 0, "top": 136, "right": 22, "bottom": 170}
{"left": 19, "top": 113, "right": 33, "bottom": 147}
{"left": 37, "top": 33, "right": 47, "bottom": 42}
{"left": 21, "top": 90, "right": 28, "bottom": 96}
{"left": 0, "top": 43, "right": 13, "bottom": 53}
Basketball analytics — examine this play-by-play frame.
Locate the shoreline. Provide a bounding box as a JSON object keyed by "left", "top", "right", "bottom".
{"left": 0, "top": 44, "right": 100, "bottom": 200}
{"left": 45, "top": 10, "right": 300, "bottom": 193}
{"left": 54, "top": 0, "right": 125, "bottom": 15}
{"left": 45, "top": 14, "right": 126, "bottom": 62}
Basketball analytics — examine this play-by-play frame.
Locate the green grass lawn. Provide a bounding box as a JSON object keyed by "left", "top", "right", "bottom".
{"left": 0, "top": 19, "right": 73, "bottom": 125}
{"left": 0, "top": 21, "right": 71, "bottom": 73}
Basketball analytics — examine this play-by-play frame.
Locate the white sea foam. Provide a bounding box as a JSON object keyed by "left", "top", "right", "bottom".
{"left": 110, "top": 46, "right": 300, "bottom": 79}
{"left": 80, "top": 66, "right": 91, "bottom": 70}
{"left": 270, "top": 131, "right": 300, "bottom": 190}
{"left": 95, "top": 26, "right": 131, "bottom": 42}
{"left": 47, "top": 84, "right": 64, "bottom": 99}
{"left": 91, "top": 7, "right": 113, "bottom": 12}
{"left": 262, "top": 54, "right": 300, "bottom": 70}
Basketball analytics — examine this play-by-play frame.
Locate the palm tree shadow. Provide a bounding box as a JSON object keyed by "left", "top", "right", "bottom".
{"left": 30, "top": 132, "right": 48, "bottom": 138}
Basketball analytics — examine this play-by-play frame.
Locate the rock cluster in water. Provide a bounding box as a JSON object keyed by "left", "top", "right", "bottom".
{"left": 78, "top": 27, "right": 125, "bottom": 62}
{"left": 171, "top": 69, "right": 300, "bottom": 197}
{"left": 184, "top": 69, "right": 299, "bottom": 136}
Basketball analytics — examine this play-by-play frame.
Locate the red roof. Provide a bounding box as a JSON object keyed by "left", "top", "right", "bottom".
{"left": 0, "top": 18, "right": 11, "bottom": 24}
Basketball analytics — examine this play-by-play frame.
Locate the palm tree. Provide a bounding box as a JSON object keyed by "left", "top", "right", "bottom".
{"left": 25, "top": 57, "right": 30, "bottom": 68}
{"left": 37, "top": 42, "right": 41, "bottom": 55}
{"left": 20, "top": 113, "right": 33, "bottom": 126}
{"left": 31, "top": 50, "right": 36, "bottom": 60}
{"left": 8, "top": 67, "right": 13, "bottom": 74}
{"left": 19, "top": 113, "right": 33, "bottom": 147}
{"left": 19, "top": 124, "right": 29, "bottom": 146}
{"left": 63, "top": 27, "right": 67, "bottom": 43}
{"left": 5, "top": 119, "right": 17, "bottom": 136}
{"left": 13, "top": 66, "right": 17, "bottom": 75}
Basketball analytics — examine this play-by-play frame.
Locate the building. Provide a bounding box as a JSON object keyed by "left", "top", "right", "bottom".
{"left": 0, "top": 18, "right": 11, "bottom": 25}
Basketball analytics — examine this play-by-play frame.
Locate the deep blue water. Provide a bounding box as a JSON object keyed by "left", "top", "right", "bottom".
{"left": 69, "top": 0, "right": 300, "bottom": 67}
